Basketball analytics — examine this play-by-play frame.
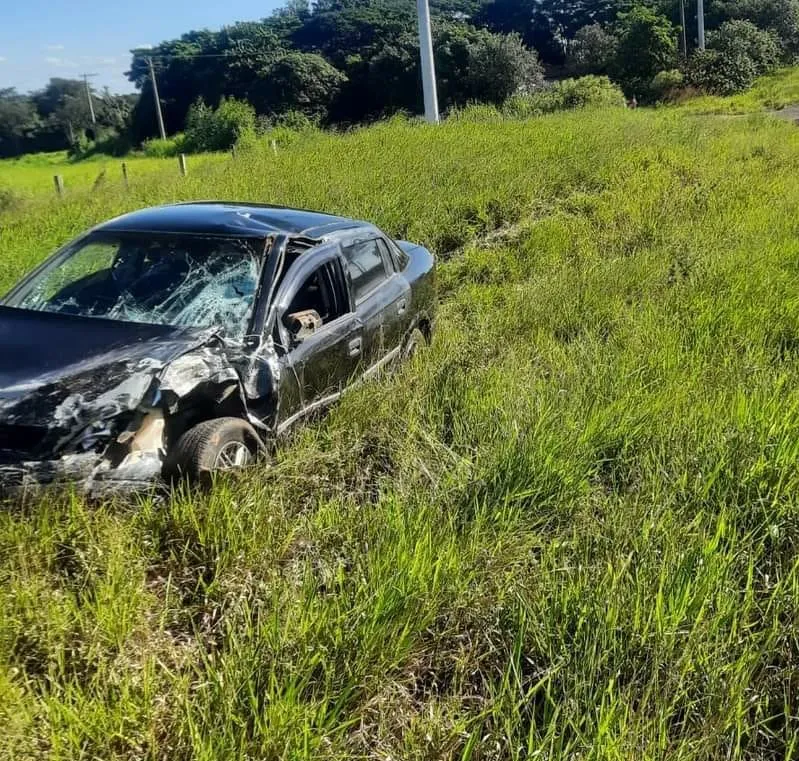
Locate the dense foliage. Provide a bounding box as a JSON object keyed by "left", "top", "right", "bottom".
{"left": 1, "top": 0, "right": 799, "bottom": 155}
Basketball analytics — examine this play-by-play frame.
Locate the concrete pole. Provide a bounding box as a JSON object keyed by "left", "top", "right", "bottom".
{"left": 697, "top": 0, "right": 705, "bottom": 50}
{"left": 416, "top": 0, "right": 439, "bottom": 123}
{"left": 147, "top": 57, "right": 167, "bottom": 140}
{"left": 679, "top": 0, "right": 688, "bottom": 58}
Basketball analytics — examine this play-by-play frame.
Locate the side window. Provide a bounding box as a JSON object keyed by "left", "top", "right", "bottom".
{"left": 376, "top": 238, "right": 397, "bottom": 273}
{"left": 282, "top": 258, "right": 350, "bottom": 338}
{"left": 342, "top": 239, "right": 388, "bottom": 302}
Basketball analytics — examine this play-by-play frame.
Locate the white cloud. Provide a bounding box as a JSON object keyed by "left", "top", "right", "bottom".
{"left": 44, "top": 56, "right": 78, "bottom": 68}
{"left": 78, "top": 55, "right": 117, "bottom": 66}
{"left": 0, "top": 56, "right": 6, "bottom": 63}
{"left": 45, "top": 44, "right": 65, "bottom": 51}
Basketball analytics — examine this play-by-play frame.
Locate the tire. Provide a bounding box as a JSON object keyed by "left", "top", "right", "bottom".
{"left": 164, "top": 417, "right": 261, "bottom": 483}
{"left": 403, "top": 327, "right": 427, "bottom": 359}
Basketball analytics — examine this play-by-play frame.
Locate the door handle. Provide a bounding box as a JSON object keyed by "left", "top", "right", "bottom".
{"left": 348, "top": 337, "right": 362, "bottom": 357}
{"left": 397, "top": 299, "right": 407, "bottom": 315}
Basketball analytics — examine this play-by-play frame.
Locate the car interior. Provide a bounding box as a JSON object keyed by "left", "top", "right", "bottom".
{"left": 283, "top": 261, "right": 349, "bottom": 338}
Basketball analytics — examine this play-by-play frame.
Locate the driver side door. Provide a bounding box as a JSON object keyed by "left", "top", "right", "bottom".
{"left": 271, "top": 246, "right": 363, "bottom": 432}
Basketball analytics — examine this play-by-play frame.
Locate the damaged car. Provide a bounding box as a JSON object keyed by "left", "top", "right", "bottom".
{"left": 0, "top": 202, "right": 436, "bottom": 496}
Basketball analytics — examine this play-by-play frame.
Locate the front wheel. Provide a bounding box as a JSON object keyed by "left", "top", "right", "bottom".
{"left": 403, "top": 327, "right": 427, "bottom": 359}
{"left": 164, "top": 417, "right": 261, "bottom": 482}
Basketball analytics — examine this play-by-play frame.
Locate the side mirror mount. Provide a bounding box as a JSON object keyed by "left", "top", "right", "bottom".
{"left": 285, "top": 309, "right": 323, "bottom": 347}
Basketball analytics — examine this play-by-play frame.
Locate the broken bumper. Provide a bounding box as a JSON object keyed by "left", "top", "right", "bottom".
{"left": 0, "top": 450, "right": 164, "bottom": 500}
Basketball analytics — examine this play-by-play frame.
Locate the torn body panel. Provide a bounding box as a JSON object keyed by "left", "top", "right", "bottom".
{"left": 0, "top": 305, "right": 278, "bottom": 497}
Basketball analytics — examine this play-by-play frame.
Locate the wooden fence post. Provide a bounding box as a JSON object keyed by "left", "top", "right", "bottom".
{"left": 121, "top": 162, "right": 129, "bottom": 189}
{"left": 53, "top": 175, "right": 64, "bottom": 197}
{"left": 178, "top": 154, "right": 187, "bottom": 176}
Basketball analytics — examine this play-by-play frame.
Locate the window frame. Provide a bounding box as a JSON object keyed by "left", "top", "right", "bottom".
{"left": 341, "top": 236, "right": 391, "bottom": 305}
{"left": 3, "top": 229, "right": 267, "bottom": 340}
{"left": 269, "top": 243, "right": 354, "bottom": 353}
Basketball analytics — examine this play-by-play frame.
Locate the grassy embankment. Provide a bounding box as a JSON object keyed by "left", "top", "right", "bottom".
{"left": 3, "top": 72, "right": 799, "bottom": 759}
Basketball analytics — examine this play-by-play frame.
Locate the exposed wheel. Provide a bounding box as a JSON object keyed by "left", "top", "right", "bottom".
{"left": 164, "top": 417, "right": 261, "bottom": 482}
{"left": 403, "top": 327, "right": 427, "bottom": 359}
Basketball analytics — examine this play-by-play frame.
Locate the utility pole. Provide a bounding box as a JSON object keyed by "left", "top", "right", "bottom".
{"left": 697, "top": 0, "right": 705, "bottom": 50}
{"left": 416, "top": 0, "right": 439, "bottom": 123}
{"left": 81, "top": 73, "right": 97, "bottom": 125}
{"left": 146, "top": 56, "right": 167, "bottom": 140}
{"left": 679, "top": 0, "right": 688, "bottom": 58}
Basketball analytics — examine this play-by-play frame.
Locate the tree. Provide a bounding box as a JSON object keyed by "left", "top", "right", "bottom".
{"left": 710, "top": 0, "right": 799, "bottom": 60}
{"left": 253, "top": 52, "right": 347, "bottom": 120}
{"left": 436, "top": 26, "right": 543, "bottom": 105}
{"left": 568, "top": 23, "right": 618, "bottom": 74}
{"left": 686, "top": 19, "right": 780, "bottom": 93}
{"left": 708, "top": 18, "right": 781, "bottom": 72}
{"left": 0, "top": 89, "right": 40, "bottom": 157}
{"left": 612, "top": 6, "right": 678, "bottom": 94}
{"left": 184, "top": 97, "right": 257, "bottom": 151}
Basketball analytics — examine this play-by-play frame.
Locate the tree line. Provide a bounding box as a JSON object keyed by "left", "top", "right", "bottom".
{"left": 2, "top": 0, "right": 798, "bottom": 158}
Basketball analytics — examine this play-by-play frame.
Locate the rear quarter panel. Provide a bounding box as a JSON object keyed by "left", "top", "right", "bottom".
{"left": 396, "top": 241, "right": 436, "bottom": 337}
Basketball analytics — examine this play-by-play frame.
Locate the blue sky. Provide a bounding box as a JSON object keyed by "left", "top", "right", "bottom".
{"left": 0, "top": 0, "right": 283, "bottom": 94}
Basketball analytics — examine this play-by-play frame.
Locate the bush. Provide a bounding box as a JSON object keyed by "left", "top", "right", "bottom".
{"left": 67, "top": 129, "right": 132, "bottom": 161}
{"left": 142, "top": 134, "right": 186, "bottom": 158}
{"left": 0, "top": 186, "right": 20, "bottom": 213}
{"left": 649, "top": 69, "right": 685, "bottom": 101}
{"left": 435, "top": 26, "right": 544, "bottom": 107}
{"left": 183, "top": 97, "right": 257, "bottom": 153}
{"left": 503, "top": 75, "right": 627, "bottom": 117}
{"left": 710, "top": 20, "right": 781, "bottom": 74}
{"left": 568, "top": 23, "right": 618, "bottom": 76}
{"left": 447, "top": 102, "right": 504, "bottom": 122}
{"left": 612, "top": 6, "right": 678, "bottom": 96}
{"left": 686, "top": 21, "right": 781, "bottom": 95}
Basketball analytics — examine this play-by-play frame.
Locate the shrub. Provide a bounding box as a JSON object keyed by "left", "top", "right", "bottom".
{"left": 142, "top": 133, "right": 186, "bottom": 158}
{"left": 0, "top": 186, "right": 20, "bottom": 213}
{"left": 612, "top": 6, "right": 678, "bottom": 96}
{"left": 503, "top": 76, "right": 627, "bottom": 117}
{"left": 650, "top": 69, "right": 685, "bottom": 101}
{"left": 447, "top": 102, "right": 504, "bottom": 122}
{"left": 687, "top": 21, "right": 781, "bottom": 95}
{"left": 710, "top": 20, "right": 781, "bottom": 74}
{"left": 568, "top": 23, "right": 618, "bottom": 76}
{"left": 184, "top": 97, "right": 256, "bottom": 153}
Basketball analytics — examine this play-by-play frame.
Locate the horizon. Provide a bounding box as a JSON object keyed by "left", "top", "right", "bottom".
{"left": 0, "top": 0, "right": 283, "bottom": 95}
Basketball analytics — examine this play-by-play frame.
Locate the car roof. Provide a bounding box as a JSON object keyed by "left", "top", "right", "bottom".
{"left": 96, "top": 202, "right": 366, "bottom": 239}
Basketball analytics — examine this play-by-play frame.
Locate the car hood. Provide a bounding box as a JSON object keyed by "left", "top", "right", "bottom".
{"left": 0, "top": 305, "right": 217, "bottom": 432}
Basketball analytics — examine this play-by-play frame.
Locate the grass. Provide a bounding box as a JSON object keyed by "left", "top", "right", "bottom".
{"left": 3, "top": 71, "right": 799, "bottom": 758}
{"left": 0, "top": 150, "right": 227, "bottom": 200}
{"left": 679, "top": 66, "right": 799, "bottom": 114}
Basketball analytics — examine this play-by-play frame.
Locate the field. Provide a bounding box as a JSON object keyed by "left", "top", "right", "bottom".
{"left": 3, "top": 76, "right": 799, "bottom": 759}
{"left": 0, "top": 150, "right": 227, "bottom": 200}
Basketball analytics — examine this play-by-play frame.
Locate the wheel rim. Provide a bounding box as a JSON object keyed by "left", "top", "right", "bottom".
{"left": 214, "top": 441, "right": 252, "bottom": 470}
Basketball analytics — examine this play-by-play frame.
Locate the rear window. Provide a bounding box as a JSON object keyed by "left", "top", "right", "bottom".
{"left": 342, "top": 239, "right": 388, "bottom": 302}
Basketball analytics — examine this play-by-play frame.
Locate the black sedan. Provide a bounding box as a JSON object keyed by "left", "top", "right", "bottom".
{"left": 0, "top": 202, "right": 436, "bottom": 495}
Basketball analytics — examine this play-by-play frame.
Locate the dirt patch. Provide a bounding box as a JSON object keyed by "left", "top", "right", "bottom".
{"left": 769, "top": 105, "right": 799, "bottom": 123}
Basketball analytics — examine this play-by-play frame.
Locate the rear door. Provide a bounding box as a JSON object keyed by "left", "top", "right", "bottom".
{"left": 270, "top": 245, "right": 363, "bottom": 431}
{"left": 341, "top": 235, "right": 411, "bottom": 375}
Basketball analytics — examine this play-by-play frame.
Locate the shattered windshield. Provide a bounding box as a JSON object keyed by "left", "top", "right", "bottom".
{"left": 9, "top": 232, "right": 264, "bottom": 340}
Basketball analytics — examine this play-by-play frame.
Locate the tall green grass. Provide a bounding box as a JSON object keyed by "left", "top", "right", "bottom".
{"left": 3, "top": 82, "right": 799, "bottom": 759}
